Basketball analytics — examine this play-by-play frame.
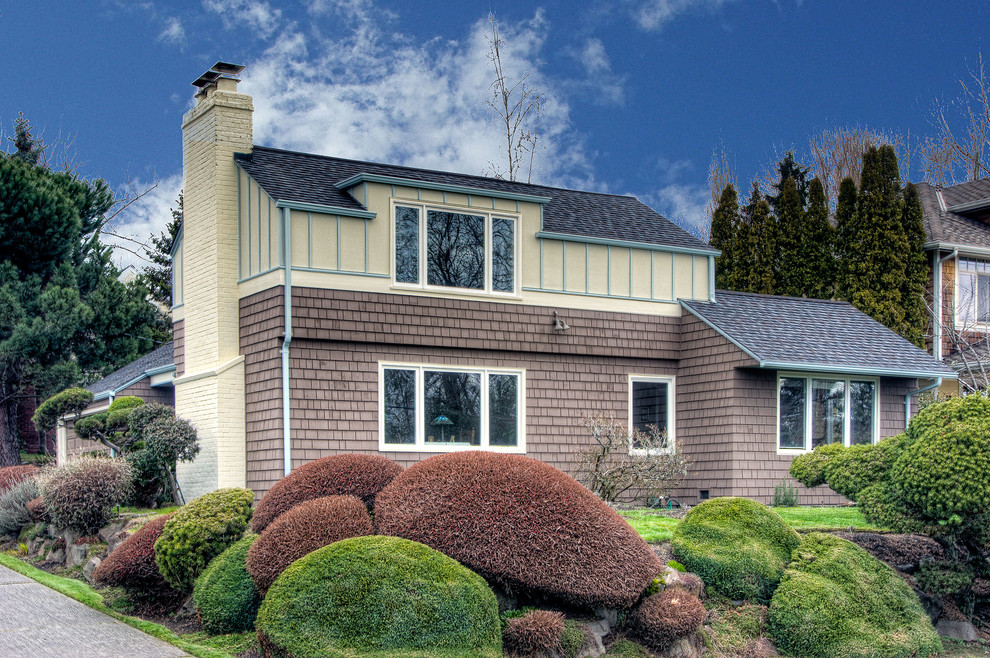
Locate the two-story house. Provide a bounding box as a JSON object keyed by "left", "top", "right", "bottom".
{"left": 917, "top": 179, "right": 990, "bottom": 393}
{"left": 59, "top": 63, "right": 954, "bottom": 506}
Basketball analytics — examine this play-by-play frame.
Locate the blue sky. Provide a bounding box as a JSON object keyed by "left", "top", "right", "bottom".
{"left": 1, "top": 0, "right": 987, "bottom": 267}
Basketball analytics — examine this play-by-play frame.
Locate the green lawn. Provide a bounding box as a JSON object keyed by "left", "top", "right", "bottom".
{"left": 619, "top": 506, "right": 881, "bottom": 543}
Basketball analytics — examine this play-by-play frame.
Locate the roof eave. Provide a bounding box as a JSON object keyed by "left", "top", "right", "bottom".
{"left": 762, "top": 361, "right": 957, "bottom": 380}
{"left": 334, "top": 173, "right": 553, "bottom": 205}
{"left": 541, "top": 231, "right": 719, "bottom": 256}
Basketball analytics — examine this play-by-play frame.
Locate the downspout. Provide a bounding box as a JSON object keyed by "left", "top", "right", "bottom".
{"left": 905, "top": 378, "right": 941, "bottom": 429}
{"left": 107, "top": 391, "right": 116, "bottom": 458}
{"left": 281, "top": 207, "right": 293, "bottom": 476}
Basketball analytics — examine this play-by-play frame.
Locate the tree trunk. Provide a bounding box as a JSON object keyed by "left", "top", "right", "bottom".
{"left": 0, "top": 396, "right": 22, "bottom": 466}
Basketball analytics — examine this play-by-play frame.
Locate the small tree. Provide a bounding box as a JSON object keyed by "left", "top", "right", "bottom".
{"left": 709, "top": 183, "right": 741, "bottom": 290}
{"left": 574, "top": 414, "right": 689, "bottom": 504}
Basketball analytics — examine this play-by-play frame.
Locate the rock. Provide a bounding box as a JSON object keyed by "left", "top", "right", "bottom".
{"left": 661, "top": 566, "right": 705, "bottom": 599}
{"left": 62, "top": 528, "right": 81, "bottom": 546}
{"left": 69, "top": 543, "right": 89, "bottom": 566}
{"left": 659, "top": 633, "right": 704, "bottom": 658}
{"left": 593, "top": 607, "right": 618, "bottom": 627}
{"left": 936, "top": 619, "right": 978, "bottom": 642}
{"left": 176, "top": 595, "right": 197, "bottom": 618}
{"left": 98, "top": 519, "right": 128, "bottom": 544}
{"left": 576, "top": 618, "right": 609, "bottom": 657}
{"left": 106, "top": 529, "right": 130, "bottom": 556}
{"left": 83, "top": 557, "right": 101, "bottom": 584}
{"left": 48, "top": 547, "right": 65, "bottom": 564}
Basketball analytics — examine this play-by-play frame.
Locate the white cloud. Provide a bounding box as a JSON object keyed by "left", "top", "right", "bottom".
{"left": 105, "top": 174, "right": 183, "bottom": 272}
{"left": 158, "top": 17, "right": 185, "bottom": 45}
{"left": 565, "top": 38, "right": 625, "bottom": 105}
{"left": 644, "top": 183, "right": 711, "bottom": 240}
{"left": 202, "top": 0, "right": 282, "bottom": 38}
{"left": 633, "top": 0, "right": 738, "bottom": 31}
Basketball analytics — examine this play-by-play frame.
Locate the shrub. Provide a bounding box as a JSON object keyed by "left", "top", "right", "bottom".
{"left": 916, "top": 560, "right": 975, "bottom": 596}
{"left": 375, "top": 451, "right": 662, "bottom": 609}
{"left": 126, "top": 448, "right": 169, "bottom": 508}
{"left": 256, "top": 535, "right": 501, "bottom": 657}
{"left": 127, "top": 402, "right": 175, "bottom": 444}
{"left": 32, "top": 387, "right": 93, "bottom": 434}
{"left": 93, "top": 514, "right": 177, "bottom": 596}
{"left": 40, "top": 456, "right": 132, "bottom": 534}
{"left": 824, "top": 434, "right": 909, "bottom": 501}
{"left": 251, "top": 453, "right": 402, "bottom": 532}
{"left": 193, "top": 534, "right": 261, "bottom": 634}
{"left": 671, "top": 497, "right": 800, "bottom": 603}
{"left": 788, "top": 442, "right": 844, "bottom": 488}
{"left": 503, "top": 609, "right": 565, "bottom": 656}
{"left": 771, "top": 480, "right": 797, "bottom": 507}
{"left": 768, "top": 533, "right": 941, "bottom": 658}
{"left": 573, "top": 414, "right": 689, "bottom": 503}
{"left": 26, "top": 496, "right": 47, "bottom": 522}
{"left": 246, "top": 495, "right": 372, "bottom": 594}
{"left": 154, "top": 487, "right": 254, "bottom": 592}
{"left": 630, "top": 587, "right": 706, "bottom": 651}
{"left": 0, "top": 465, "right": 38, "bottom": 493}
{"left": 0, "top": 478, "right": 40, "bottom": 535}
{"left": 855, "top": 482, "right": 931, "bottom": 534}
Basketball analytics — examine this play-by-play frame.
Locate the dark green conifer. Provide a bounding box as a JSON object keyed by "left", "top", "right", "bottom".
{"left": 709, "top": 184, "right": 741, "bottom": 290}
{"left": 775, "top": 176, "right": 804, "bottom": 296}
{"left": 834, "top": 177, "right": 858, "bottom": 301}
{"left": 804, "top": 177, "right": 835, "bottom": 299}
{"left": 748, "top": 196, "right": 777, "bottom": 295}
{"left": 900, "top": 183, "right": 930, "bottom": 347}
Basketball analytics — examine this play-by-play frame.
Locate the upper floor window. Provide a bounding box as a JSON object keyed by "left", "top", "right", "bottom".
{"left": 778, "top": 374, "right": 877, "bottom": 452}
{"left": 957, "top": 257, "right": 990, "bottom": 324}
{"left": 393, "top": 202, "right": 516, "bottom": 295}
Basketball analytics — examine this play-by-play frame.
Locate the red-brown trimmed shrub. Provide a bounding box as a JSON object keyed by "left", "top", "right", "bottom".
{"left": 26, "top": 496, "right": 47, "bottom": 522}
{"left": 246, "top": 495, "right": 373, "bottom": 593}
{"left": 93, "top": 514, "right": 176, "bottom": 596}
{"left": 0, "top": 465, "right": 38, "bottom": 493}
{"left": 503, "top": 609, "right": 565, "bottom": 656}
{"left": 630, "top": 587, "right": 707, "bottom": 650}
{"left": 251, "top": 454, "right": 402, "bottom": 532}
{"left": 374, "top": 451, "right": 662, "bottom": 609}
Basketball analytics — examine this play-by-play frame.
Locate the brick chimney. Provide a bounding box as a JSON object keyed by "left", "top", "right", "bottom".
{"left": 174, "top": 62, "right": 251, "bottom": 499}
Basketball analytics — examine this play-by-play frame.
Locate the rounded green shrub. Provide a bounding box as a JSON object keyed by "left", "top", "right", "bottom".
{"left": 154, "top": 487, "right": 254, "bottom": 592}
{"left": 768, "top": 532, "right": 941, "bottom": 658}
{"left": 789, "top": 442, "right": 845, "bottom": 488}
{"left": 823, "top": 435, "right": 909, "bottom": 501}
{"left": 256, "top": 535, "right": 501, "bottom": 658}
{"left": 671, "top": 497, "right": 800, "bottom": 602}
{"left": 193, "top": 534, "right": 261, "bottom": 634}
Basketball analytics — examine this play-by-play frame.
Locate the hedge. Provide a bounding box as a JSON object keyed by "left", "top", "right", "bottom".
{"left": 193, "top": 534, "right": 261, "bottom": 634}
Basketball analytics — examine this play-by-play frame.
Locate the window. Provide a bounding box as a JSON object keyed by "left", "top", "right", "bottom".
{"left": 777, "top": 374, "right": 878, "bottom": 451}
{"left": 392, "top": 203, "right": 517, "bottom": 295}
{"left": 628, "top": 376, "right": 675, "bottom": 452}
{"left": 957, "top": 257, "right": 990, "bottom": 323}
{"left": 380, "top": 363, "right": 524, "bottom": 452}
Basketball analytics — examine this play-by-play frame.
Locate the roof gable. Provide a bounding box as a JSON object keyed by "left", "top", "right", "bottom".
{"left": 86, "top": 342, "right": 175, "bottom": 398}
{"left": 233, "top": 146, "right": 716, "bottom": 253}
{"left": 918, "top": 180, "right": 990, "bottom": 249}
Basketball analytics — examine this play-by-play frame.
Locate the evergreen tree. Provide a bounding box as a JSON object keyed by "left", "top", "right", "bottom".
{"left": 804, "top": 177, "right": 835, "bottom": 299}
{"left": 0, "top": 118, "right": 160, "bottom": 465}
{"left": 766, "top": 151, "right": 810, "bottom": 214}
{"left": 9, "top": 114, "right": 42, "bottom": 166}
{"left": 748, "top": 195, "right": 777, "bottom": 295}
{"left": 839, "top": 145, "right": 908, "bottom": 334}
{"left": 138, "top": 195, "right": 182, "bottom": 340}
{"left": 709, "top": 184, "right": 740, "bottom": 290}
{"left": 901, "top": 183, "right": 930, "bottom": 347}
{"left": 833, "top": 177, "right": 858, "bottom": 301}
{"left": 775, "top": 176, "right": 805, "bottom": 296}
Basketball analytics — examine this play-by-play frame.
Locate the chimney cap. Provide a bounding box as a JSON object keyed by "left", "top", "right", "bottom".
{"left": 211, "top": 61, "right": 246, "bottom": 76}
{"left": 191, "top": 61, "right": 246, "bottom": 88}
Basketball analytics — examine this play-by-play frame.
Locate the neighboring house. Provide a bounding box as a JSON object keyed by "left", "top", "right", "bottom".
{"left": 63, "top": 63, "right": 953, "bottom": 506}
{"left": 917, "top": 179, "right": 990, "bottom": 393}
{"left": 57, "top": 341, "right": 176, "bottom": 462}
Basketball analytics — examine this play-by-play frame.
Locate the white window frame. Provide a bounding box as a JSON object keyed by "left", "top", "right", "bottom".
{"left": 954, "top": 256, "right": 990, "bottom": 328}
{"left": 776, "top": 372, "right": 880, "bottom": 454}
{"left": 390, "top": 199, "right": 520, "bottom": 297}
{"left": 627, "top": 374, "right": 676, "bottom": 455}
{"left": 378, "top": 361, "right": 526, "bottom": 453}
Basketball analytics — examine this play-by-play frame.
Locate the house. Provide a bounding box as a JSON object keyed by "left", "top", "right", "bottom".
{"left": 917, "top": 179, "right": 990, "bottom": 393}
{"left": 62, "top": 63, "right": 954, "bottom": 506}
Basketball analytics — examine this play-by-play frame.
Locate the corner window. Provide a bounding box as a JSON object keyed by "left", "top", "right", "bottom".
{"left": 628, "top": 376, "right": 675, "bottom": 452}
{"left": 777, "top": 374, "right": 877, "bottom": 451}
{"left": 957, "top": 257, "right": 990, "bottom": 323}
{"left": 380, "top": 363, "right": 524, "bottom": 452}
{"left": 392, "top": 203, "right": 517, "bottom": 295}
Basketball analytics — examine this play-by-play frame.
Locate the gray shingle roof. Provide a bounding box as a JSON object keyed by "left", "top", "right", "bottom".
{"left": 86, "top": 342, "right": 175, "bottom": 397}
{"left": 233, "top": 146, "right": 716, "bottom": 253}
{"left": 681, "top": 291, "right": 956, "bottom": 379}
{"left": 917, "top": 180, "right": 990, "bottom": 249}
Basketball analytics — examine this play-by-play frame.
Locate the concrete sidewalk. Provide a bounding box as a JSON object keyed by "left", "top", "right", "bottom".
{"left": 0, "top": 564, "right": 190, "bottom": 657}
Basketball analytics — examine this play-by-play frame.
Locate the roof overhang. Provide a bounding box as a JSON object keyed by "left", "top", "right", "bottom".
{"left": 536, "top": 231, "right": 720, "bottom": 257}
{"left": 91, "top": 364, "right": 177, "bottom": 402}
{"left": 946, "top": 198, "right": 990, "bottom": 214}
{"left": 275, "top": 200, "right": 377, "bottom": 220}
{"left": 924, "top": 241, "right": 990, "bottom": 258}
{"left": 334, "top": 173, "right": 553, "bottom": 205}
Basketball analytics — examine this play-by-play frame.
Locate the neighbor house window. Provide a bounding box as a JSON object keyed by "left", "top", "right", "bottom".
{"left": 628, "top": 375, "right": 675, "bottom": 452}
{"left": 380, "top": 363, "right": 524, "bottom": 452}
{"left": 777, "top": 374, "right": 877, "bottom": 451}
{"left": 392, "top": 203, "right": 517, "bottom": 294}
{"left": 956, "top": 257, "right": 990, "bottom": 324}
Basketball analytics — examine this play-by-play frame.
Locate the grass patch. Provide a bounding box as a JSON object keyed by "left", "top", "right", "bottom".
{"left": 114, "top": 505, "right": 180, "bottom": 516}
{"left": 181, "top": 630, "right": 258, "bottom": 655}
{"left": 0, "top": 554, "right": 233, "bottom": 658}
{"left": 620, "top": 506, "right": 882, "bottom": 543}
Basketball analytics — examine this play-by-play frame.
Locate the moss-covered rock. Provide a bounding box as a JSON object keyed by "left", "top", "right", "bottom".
{"left": 193, "top": 535, "right": 261, "bottom": 634}
{"left": 671, "top": 497, "right": 800, "bottom": 602}
{"left": 768, "top": 532, "right": 941, "bottom": 658}
{"left": 256, "top": 535, "right": 501, "bottom": 658}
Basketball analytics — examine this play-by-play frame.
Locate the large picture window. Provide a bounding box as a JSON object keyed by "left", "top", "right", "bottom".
{"left": 777, "top": 374, "right": 877, "bottom": 451}
{"left": 392, "top": 203, "right": 517, "bottom": 295}
{"left": 380, "top": 363, "right": 524, "bottom": 452}
{"left": 628, "top": 375, "right": 676, "bottom": 453}
{"left": 957, "top": 257, "right": 990, "bottom": 324}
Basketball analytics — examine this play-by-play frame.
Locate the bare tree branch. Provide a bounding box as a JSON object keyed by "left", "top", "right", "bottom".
{"left": 922, "top": 53, "right": 990, "bottom": 185}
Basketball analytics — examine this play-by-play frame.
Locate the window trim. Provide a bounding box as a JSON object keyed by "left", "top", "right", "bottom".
{"left": 775, "top": 372, "right": 880, "bottom": 454}
{"left": 390, "top": 199, "right": 521, "bottom": 297}
{"left": 955, "top": 256, "right": 990, "bottom": 327}
{"left": 627, "top": 374, "right": 676, "bottom": 455}
{"left": 378, "top": 361, "right": 526, "bottom": 453}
